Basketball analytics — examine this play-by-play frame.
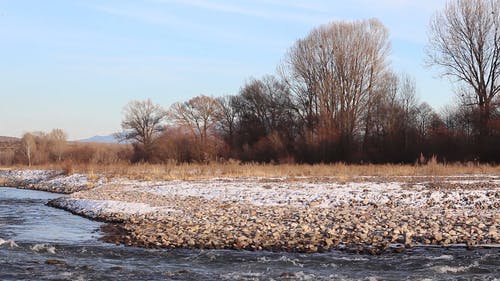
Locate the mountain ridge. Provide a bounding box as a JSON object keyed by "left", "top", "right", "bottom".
{"left": 76, "top": 134, "right": 119, "bottom": 143}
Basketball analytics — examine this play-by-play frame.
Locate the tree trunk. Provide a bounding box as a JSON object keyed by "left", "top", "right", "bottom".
{"left": 478, "top": 100, "right": 491, "bottom": 138}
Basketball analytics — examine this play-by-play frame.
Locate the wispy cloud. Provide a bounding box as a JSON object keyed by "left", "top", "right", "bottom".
{"left": 93, "top": 4, "right": 293, "bottom": 51}
{"left": 95, "top": 5, "right": 188, "bottom": 27}
{"left": 145, "top": 0, "right": 447, "bottom": 43}
{"left": 150, "top": 0, "right": 329, "bottom": 24}
{"left": 347, "top": 0, "right": 445, "bottom": 12}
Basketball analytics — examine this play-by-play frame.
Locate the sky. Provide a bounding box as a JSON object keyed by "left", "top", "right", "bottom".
{"left": 0, "top": 0, "right": 452, "bottom": 140}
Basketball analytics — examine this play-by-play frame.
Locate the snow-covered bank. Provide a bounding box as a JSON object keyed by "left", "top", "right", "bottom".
{"left": 48, "top": 197, "right": 177, "bottom": 222}
{"left": 2, "top": 169, "right": 499, "bottom": 253}
{"left": 59, "top": 176, "right": 500, "bottom": 216}
{"left": 0, "top": 170, "right": 102, "bottom": 194}
{"left": 146, "top": 178, "right": 500, "bottom": 209}
{"left": 47, "top": 174, "right": 499, "bottom": 253}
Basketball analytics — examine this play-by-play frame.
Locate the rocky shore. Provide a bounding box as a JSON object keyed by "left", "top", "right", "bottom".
{"left": 0, "top": 170, "right": 100, "bottom": 194}
{"left": 1, "top": 169, "right": 499, "bottom": 254}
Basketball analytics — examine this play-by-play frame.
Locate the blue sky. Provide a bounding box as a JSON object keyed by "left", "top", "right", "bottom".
{"left": 0, "top": 0, "right": 451, "bottom": 139}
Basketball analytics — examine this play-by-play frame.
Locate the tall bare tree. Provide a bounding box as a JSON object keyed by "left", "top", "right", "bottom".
{"left": 119, "top": 99, "right": 166, "bottom": 160}
{"left": 237, "top": 76, "right": 294, "bottom": 134}
{"left": 215, "top": 95, "right": 239, "bottom": 147}
{"left": 21, "top": 133, "right": 36, "bottom": 167}
{"left": 48, "top": 128, "right": 67, "bottom": 162}
{"left": 416, "top": 102, "right": 435, "bottom": 137}
{"left": 427, "top": 0, "right": 500, "bottom": 137}
{"left": 168, "top": 95, "right": 221, "bottom": 144}
{"left": 281, "top": 18, "right": 391, "bottom": 159}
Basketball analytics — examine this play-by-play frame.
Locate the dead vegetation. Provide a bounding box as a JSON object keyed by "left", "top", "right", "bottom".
{"left": 3, "top": 161, "right": 498, "bottom": 181}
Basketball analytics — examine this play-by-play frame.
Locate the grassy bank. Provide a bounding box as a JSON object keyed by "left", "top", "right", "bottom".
{"left": 2, "top": 161, "right": 499, "bottom": 181}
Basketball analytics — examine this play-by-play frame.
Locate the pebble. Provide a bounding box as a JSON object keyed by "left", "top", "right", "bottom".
{"left": 45, "top": 259, "right": 66, "bottom": 266}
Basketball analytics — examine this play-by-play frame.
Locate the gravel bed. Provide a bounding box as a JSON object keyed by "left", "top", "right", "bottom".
{"left": 2, "top": 169, "right": 499, "bottom": 253}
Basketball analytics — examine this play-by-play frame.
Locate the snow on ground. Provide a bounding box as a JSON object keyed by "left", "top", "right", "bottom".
{"left": 42, "top": 173, "right": 105, "bottom": 191}
{"left": 3, "top": 170, "right": 498, "bottom": 218}
{"left": 56, "top": 198, "right": 178, "bottom": 219}
{"left": 442, "top": 179, "right": 499, "bottom": 184}
{"left": 137, "top": 178, "right": 498, "bottom": 209}
{"left": 0, "top": 169, "right": 105, "bottom": 193}
{"left": 145, "top": 180, "right": 404, "bottom": 207}
{"left": 0, "top": 170, "right": 61, "bottom": 184}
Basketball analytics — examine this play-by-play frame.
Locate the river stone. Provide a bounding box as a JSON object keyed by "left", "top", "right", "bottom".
{"left": 45, "top": 259, "right": 66, "bottom": 266}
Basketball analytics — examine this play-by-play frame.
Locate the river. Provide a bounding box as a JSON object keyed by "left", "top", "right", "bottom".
{"left": 0, "top": 187, "right": 498, "bottom": 280}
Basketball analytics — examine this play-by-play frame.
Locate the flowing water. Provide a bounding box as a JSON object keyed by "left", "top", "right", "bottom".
{"left": 0, "top": 187, "right": 498, "bottom": 281}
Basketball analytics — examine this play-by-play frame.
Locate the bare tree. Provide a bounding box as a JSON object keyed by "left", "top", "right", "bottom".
{"left": 398, "top": 74, "right": 419, "bottom": 120}
{"left": 48, "top": 128, "right": 67, "bottom": 162}
{"left": 281, "top": 18, "right": 391, "bottom": 159}
{"left": 168, "top": 95, "right": 221, "bottom": 144}
{"left": 416, "top": 102, "right": 435, "bottom": 137}
{"left": 427, "top": 0, "right": 500, "bottom": 137}
{"left": 21, "top": 133, "right": 36, "bottom": 167}
{"left": 215, "top": 95, "right": 239, "bottom": 147}
{"left": 231, "top": 76, "right": 297, "bottom": 158}
{"left": 237, "top": 76, "right": 294, "bottom": 132}
{"left": 119, "top": 99, "right": 166, "bottom": 160}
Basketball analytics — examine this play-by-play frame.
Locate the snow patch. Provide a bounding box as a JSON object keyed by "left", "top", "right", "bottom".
{"left": 0, "top": 170, "right": 61, "bottom": 184}
{"left": 55, "top": 198, "right": 176, "bottom": 218}
{"left": 116, "top": 178, "right": 499, "bottom": 209}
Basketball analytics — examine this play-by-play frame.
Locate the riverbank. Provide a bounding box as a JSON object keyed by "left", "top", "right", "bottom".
{"left": 2, "top": 185, "right": 498, "bottom": 280}
{"left": 0, "top": 169, "right": 102, "bottom": 194}
{"left": 1, "top": 169, "right": 499, "bottom": 254}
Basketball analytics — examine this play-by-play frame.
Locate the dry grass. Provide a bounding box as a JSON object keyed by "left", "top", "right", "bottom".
{"left": 0, "top": 177, "right": 8, "bottom": 185}
{"left": 2, "top": 161, "right": 499, "bottom": 181}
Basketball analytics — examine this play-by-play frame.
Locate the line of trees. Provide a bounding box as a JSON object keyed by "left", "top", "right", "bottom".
{"left": 0, "top": 129, "right": 132, "bottom": 166}
{"left": 20, "top": 129, "right": 68, "bottom": 166}
{"left": 2, "top": 0, "right": 497, "bottom": 166}
{"left": 123, "top": 12, "right": 500, "bottom": 163}
{"left": 427, "top": 0, "right": 500, "bottom": 161}
{"left": 120, "top": 1, "right": 499, "bottom": 164}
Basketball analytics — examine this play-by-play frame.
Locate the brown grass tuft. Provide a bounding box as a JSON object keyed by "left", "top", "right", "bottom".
{"left": 61, "top": 161, "right": 74, "bottom": 176}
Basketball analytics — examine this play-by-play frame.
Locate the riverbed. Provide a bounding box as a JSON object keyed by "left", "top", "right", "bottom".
{"left": 0, "top": 187, "right": 498, "bottom": 280}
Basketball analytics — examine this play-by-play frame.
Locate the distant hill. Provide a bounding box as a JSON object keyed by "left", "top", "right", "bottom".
{"left": 0, "top": 136, "right": 20, "bottom": 151}
{"left": 76, "top": 134, "right": 120, "bottom": 144}
{"left": 0, "top": 136, "right": 20, "bottom": 143}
